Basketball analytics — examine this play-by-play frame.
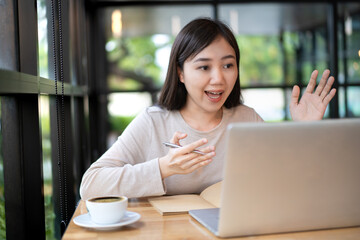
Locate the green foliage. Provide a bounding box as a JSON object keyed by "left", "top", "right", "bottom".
{"left": 109, "top": 115, "right": 136, "bottom": 134}
{"left": 44, "top": 193, "right": 56, "bottom": 240}
{"left": 0, "top": 196, "right": 5, "bottom": 240}
{"left": 107, "top": 36, "right": 165, "bottom": 90}
{"left": 41, "top": 114, "right": 51, "bottom": 137}
{"left": 0, "top": 100, "right": 5, "bottom": 240}
{"left": 108, "top": 75, "right": 142, "bottom": 91}
{"left": 283, "top": 32, "right": 298, "bottom": 85}
{"left": 39, "top": 97, "right": 56, "bottom": 240}
{"left": 37, "top": 0, "right": 49, "bottom": 79}
{"left": 0, "top": 160, "right": 4, "bottom": 240}
{"left": 238, "top": 35, "right": 283, "bottom": 86}
{"left": 119, "top": 37, "right": 158, "bottom": 73}
{"left": 38, "top": 43, "right": 49, "bottom": 79}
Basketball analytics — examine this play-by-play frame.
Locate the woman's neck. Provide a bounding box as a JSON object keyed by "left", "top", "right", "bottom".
{"left": 180, "top": 107, "right": 223, "bottom": 132}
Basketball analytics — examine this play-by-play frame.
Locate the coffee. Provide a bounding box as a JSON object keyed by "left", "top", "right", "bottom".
{"left": 86, "top": 196, "right": 128, "bottom": 224}
{"left": 89, "top": 197, "right": 123, "bottom": 203}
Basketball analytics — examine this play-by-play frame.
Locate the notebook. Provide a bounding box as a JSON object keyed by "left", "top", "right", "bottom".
{"left": 189, "top": 118, "right": 360, "bottom": 238}
{"left": 148, "top": 181, "right": 221, "bottom": 215}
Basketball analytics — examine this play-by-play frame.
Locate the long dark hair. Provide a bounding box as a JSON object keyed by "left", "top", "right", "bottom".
{"left": 158, "top": 17, "right": 243, "bottom": 110}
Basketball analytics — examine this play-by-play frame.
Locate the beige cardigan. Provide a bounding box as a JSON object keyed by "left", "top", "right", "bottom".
{"left": 80, "top": 105, "right": 263, "bottom": 200}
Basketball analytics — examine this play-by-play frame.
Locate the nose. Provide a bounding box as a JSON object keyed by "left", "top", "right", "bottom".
{"left": 210, "top": 67, "right": 225, "bottom": 84}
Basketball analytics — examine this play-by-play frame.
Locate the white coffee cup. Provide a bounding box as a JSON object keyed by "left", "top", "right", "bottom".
{"left": 86, "top": 196, "right": 128, "bottom": 225}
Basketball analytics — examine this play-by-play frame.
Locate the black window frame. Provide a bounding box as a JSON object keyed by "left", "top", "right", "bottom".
{"left": 0, "top": 0, "right": 91, "bottom": 239}
{"left": 1, "top": 1, "right": 359, "bottom": 239}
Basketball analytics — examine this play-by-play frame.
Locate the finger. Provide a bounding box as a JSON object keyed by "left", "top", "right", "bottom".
{"left": 305, "top": 70, "right": 319, "bottom": 93}
{"left": 187, "top": 158, "right": 213, "bottom": 173}
{"left": 170, "top": 151, "right": 212, "bottom": 170}
{"left": 315, "top": 69, "right": 331, "bottom": 95}
{"left": 322, "top": 88, "right": 337, "bottom": 105}
{"left": 175, "top": 153, "right": 198, "bottom": 166}
{"left": 290, "top": 85, "right": 300, "bottom": 107}
{"left": 181, "top": 138, "right": 208, "bottom": 155}
{"left": 172, "top": 147, "right": 208, "bottom": 165}
{"left": 182, "top": 152, "right": 215, "bottom": 170}
{"left": 319, "top": 76, "right": 335, "bottom": 101}
{"left": 198, "top": 145, "right": 216, "bottom": 154}
{"left": 172, "top": 145, "right": 215, "bottom": 169}
{"left": 170, "top": 131, "right": 187, "bottom": 145}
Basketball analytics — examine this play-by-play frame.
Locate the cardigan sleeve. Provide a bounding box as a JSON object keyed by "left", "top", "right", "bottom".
{"left": 79, "top": 109, "right": 166, "bottom": 200}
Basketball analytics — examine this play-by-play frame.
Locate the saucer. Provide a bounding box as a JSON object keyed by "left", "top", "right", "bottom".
{"left": 73, "top": 211, "right": 141, "bottom": 231}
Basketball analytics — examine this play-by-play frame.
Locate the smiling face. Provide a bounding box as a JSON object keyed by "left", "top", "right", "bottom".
{"left": 178, "top": 36, "right": 238, "bottom": 115}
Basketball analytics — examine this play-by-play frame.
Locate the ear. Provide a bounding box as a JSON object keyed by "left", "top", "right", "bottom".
{"left": 177, "top": 67, "right": 184, "bottom": 83}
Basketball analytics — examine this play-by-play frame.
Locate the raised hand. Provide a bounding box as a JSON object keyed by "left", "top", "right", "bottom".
{"left": 159, "top": 132, "right": 215, "bottom": 179}
{"left": 290, "top": 69, "right": 337, "bottom": 121}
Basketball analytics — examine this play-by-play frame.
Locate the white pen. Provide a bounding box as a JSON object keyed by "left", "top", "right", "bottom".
{"left": 162, "top": 142, "right": 206, "bottom": 155}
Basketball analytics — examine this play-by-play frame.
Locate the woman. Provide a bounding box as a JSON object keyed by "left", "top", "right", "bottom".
{"left": 80, "top": 18, "right": 336, "bottom": 200}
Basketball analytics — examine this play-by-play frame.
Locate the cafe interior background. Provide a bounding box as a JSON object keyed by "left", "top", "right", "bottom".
{"left": 0, "top": 0, "right": 359, "bottom": 239}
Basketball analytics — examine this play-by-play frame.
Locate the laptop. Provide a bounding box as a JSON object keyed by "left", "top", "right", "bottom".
{"left": 189, "top": 119, "right": 360, "bottom": 238}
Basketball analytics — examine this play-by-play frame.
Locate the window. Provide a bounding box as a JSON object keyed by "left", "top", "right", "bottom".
{"left": 37, "top": 3, "right": 57, "bottom": 238}
{"left": 219, "top": 3, "right": 334, "bottom": 121}
{"left": 40, "top": 96, "right": 56, "bottom": 240}
{"left": 237, "top": 35, "right": 284, "bottom": 87}
{"left": 0, "top": 97, "right": 5, "bottom": 240}
{"left": 338, "top": 3, "right": 360, "bottom": 117}
{"left": 108, "top": 92, "right": 152, "bottom": 147}
{"left": 347, "top": 87, "right": 360, "bottom": 116}
{"left": 242, "top": 89, "right": 285, "bottom": 121}
{"left": 37, "top": 0, "right": 49, "bottom": 79}
{"left": 1, "top": 0, "right": 90, "bottom": 238}
{"left": 0, "top": 1, "right": 359, "bottom": 239}
{"left": 104, "top": 5, "right": 213, "bottom": 144}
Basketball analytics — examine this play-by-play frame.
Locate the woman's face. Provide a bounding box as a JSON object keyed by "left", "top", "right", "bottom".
{"left": 178, "top": 36, "right": 238, "bottom": 115}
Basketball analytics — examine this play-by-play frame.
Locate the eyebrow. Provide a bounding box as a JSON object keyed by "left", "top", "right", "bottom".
{"left": 193, "top": 54, "right": 236, "bottom": 63}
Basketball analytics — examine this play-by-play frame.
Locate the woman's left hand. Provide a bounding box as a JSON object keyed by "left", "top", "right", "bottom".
{"left": 290, "top": 69, "right": 337, "bottom": 121}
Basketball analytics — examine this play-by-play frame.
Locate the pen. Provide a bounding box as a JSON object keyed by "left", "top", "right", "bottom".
{"left": 162, "top": 142, "right": 206, "bottom": 155}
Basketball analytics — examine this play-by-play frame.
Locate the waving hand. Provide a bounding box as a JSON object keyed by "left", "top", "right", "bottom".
{"left": 290, "top": 69, "right": 337, "bottom": 121}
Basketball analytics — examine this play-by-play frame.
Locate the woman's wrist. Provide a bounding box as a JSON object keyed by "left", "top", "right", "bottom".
{"left": 158, "top": 156, "right": 172, "bottom": 179}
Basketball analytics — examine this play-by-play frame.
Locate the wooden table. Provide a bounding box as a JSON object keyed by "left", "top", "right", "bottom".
{"left": 63, "top": 198, "right": 360, "bottom": 240}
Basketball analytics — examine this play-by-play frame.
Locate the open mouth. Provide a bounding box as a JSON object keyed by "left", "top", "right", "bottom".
{"left": 205, "top": 91, "right": 223, "bottom": 99}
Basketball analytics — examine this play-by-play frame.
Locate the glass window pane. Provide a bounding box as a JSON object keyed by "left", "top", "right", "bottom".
{"left": 105, "top": 5, "right": 213, "bottom": 144}
{"left": 105, "top": 5, "right": 213, "bottom": 91}
{"left": 283, "top": 32, "right": 297, "bottom": 86}
{"left": 39, "top": 96, "right": 56, "bottom": 240}
{"left": 242, "top": 88, "right": 285, "bottom": 121}
{"left": 285, "top": 88, "right": 293, "bottom": 120}
{"left": 348, "top": 87, "right": 360, "bottom": 117}
{"left": 344, "top": 7, "right": 360, "bottom": 83}
{"left": 219, "top": 3, "right": 329, "bottom": 88}
{"left": 338, "top": 3, "right": 360, "bottom": 84}
{"left": 298, "top": 29, "right": 329, "bottom": 86}
{"left": 339, "top": 87, "right": 360, "bottom": 118}
{"left": 0, "top": 1, "right": 17, "bottom": 70}
{"left": 339, "top": 87, "right": 346, "bottom": 118}
{"left": 348, "top": 58, "right": 360, "bottom": 83}
{"left": 37, "top": 0, "right": 49, "bottom": 79}
{"left": 237, "top": 35, "right": 283, "bottom": 87}
{"left": 0, "top": 97, "right": 6, "bottom": 240}
{"left": 299, "top": 28, "right": 328, "bottom": 82}
{"left": 107, "top": 92, "right": 152, "bottom": 147}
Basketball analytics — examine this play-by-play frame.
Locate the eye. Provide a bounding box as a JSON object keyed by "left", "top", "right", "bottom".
{"left": 198, "top": 66, "right": 209, "bottom": 71}
{"left": 224, "top": 63, "right": 234, "bottom": 69}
